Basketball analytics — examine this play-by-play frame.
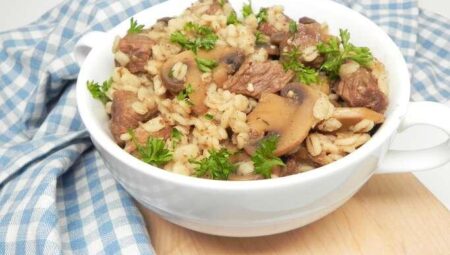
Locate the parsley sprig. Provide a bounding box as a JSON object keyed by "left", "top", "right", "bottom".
{"left": 282, "top": 48, "right": 319, "bottom": 84}
{"left": 251, "top": 135, "right": 285, "bottom": 178}
{"left": 242, "top": 1, "right": 253, "bottom": 18}
{"left": 317, "top": 29, "right": 373, "bottom": 79}
{"left": 86, "top": 78, "right": 112, "bottom": 104}
{"left": 176, "top": 84, "right": 194, "bottom": 105}
{"left": 255, "top": 31, "right": 267, "bottom": 45}
{"left": 170, "top": 128, "right": 182, "bottom": 148}
{"left": 204, "top": 113, "right": 214, "bottom": 120}
{"left": 227, "top": 11, "right": 240, "bottom": 25}
{"left": 128, "top": 18, "right": 144, "bottom": 34}
{"left": 170, "top": 22, "right": 218, "bottom": 53}
{"left": 195, "top": 57, "right": 218, "bottom": 73}
{"left": 256, "top": 8, "right": 268, "bottom": 24}
{"left": 289, "top": 21, "right": 298, "bottom": 33}
{"left": 190, "top": 149, "right": 237, "bottom": 180}
{"left": 129, "top": 130, "right": 173, "bottom": 167}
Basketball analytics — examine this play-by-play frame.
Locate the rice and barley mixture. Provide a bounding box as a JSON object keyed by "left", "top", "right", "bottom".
{"left": 88, "top": 0, "right": 389, "bottom": 180}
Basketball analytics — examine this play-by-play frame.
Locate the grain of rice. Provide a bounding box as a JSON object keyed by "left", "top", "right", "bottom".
{"left": 142, "top": 116, "right": 165, "bottom": 133}
{"left": 115, "top": 51, "right": 130, "bottom": 66}
{"left": 132, "top": 101, "right": 148, "bottom": 115}
{"left": 350, "top": 119, "right": 375, "bottom": 133}
{"left": 237, "top": 161, "right": 254, "bottom": 175}
{"left": 313, "top": 95, "right": 335, "bottom": 121}
{"left": 317, "top": 118, "right": 342, "bottom": 132}
{"left": 120, "top": 132, "right": 131, "bottom": 141}
{"left": 171, "top": 61, "right": 188, "bottom": 81}
{"left": 306, "top": 134, "right": 322, "bottom": 156}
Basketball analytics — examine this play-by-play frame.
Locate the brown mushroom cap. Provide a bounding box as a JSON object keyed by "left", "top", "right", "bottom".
{"left": 161, "top": 50, "right": 207, "bottom": 114}
{"left": 331, "top": 107, "right": 385, "bottom": 129}
{"left": 246, "top": 83, "right": 320, "bottom": 156}
{"left": 161, "top": 47, "right": 245, "bottom": 115}
{"left": 197, "top": 46, "right": 245, "bottom": 87}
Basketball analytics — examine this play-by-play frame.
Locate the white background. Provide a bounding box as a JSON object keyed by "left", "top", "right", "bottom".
{"left": 0, "top": 0, "right": 448, "bottom": 209}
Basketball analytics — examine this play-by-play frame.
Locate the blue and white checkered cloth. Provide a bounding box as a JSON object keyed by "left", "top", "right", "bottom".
{"left": 0, "top": 0, "right": 449, "bottom": 254}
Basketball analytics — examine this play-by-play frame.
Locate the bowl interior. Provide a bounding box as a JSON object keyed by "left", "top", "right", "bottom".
{"left": 76, "top": 0, "right": 410, "bottom": 189}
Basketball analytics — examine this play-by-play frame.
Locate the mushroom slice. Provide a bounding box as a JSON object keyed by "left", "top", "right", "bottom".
{"left": 197, "top": 47, "right": 245, "bottom": 87}
{"left": 331, "top": 107, "right": 385, "bottom": 129}
{"left": 161, "top": 50, "right": 207, "bottom": 114}
{"left": 161, "top": 47, "right": 245, "bottom": 115}
{"left": 246, "top": 83, "right": 321, "bottom": 156}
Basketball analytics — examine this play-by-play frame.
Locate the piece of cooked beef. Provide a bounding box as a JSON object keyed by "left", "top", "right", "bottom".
{"left": 280, "top": 17, "right": 328, "bottom": 65}
{"left": 336, "top": 68, "right": 388, "bottom": 113}
{"left": 118, "top": 34, "right": 155, "bottom": 74}
{"left": 124, "top": 126, "right": 172, "bottom": 154}
{"left": 282, "top": 18, "right": 325, "bottom": 50}
{"left": 110, "top": 90, "right": 156, "bottom": 145}
{"left": 223, "top": 61, "right": 294, "bottom": 98}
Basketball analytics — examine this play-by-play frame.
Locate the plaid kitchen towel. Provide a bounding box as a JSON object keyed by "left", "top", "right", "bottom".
{"left": 0, "top": 0, "right": 449, "bottom": 254}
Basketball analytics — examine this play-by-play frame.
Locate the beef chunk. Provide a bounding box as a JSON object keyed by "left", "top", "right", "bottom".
{"left": 336, "top": 68, "right": 388, "bottom": 113}
{"left": 118, "top": 35, "right": 155, "bottom": 74}
{"left": 110, "top": 90, "right": 156, "bottom": 145}
{"left": 223, "top": 61, "right": 294, "bottom": 98}
{"left": 124, "top": 126, "right": 172, "bottom": 154}
{"left": 280, "top": 18, "right": 327, "bottom": 65}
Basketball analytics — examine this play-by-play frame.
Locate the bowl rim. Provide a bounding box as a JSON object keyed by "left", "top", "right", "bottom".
{"left": 76, "top": 0, "right": 411, "bottom": 191}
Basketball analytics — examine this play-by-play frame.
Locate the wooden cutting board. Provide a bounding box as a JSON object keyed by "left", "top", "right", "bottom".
{"left": 138, "top": 173, "right": 450, "bottom": 255}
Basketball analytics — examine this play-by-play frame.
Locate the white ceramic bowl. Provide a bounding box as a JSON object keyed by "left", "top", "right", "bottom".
{"left": 75, "top": 0, "right": 450, "bottom": 237}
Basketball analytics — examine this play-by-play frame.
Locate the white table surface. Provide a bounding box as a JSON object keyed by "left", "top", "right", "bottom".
{"left": 0, "top": 0, "right": 449, "bottom": 210}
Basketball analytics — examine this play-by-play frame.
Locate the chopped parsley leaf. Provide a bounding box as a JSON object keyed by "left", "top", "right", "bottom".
{"left": 255, "top": 31, "right": 267, "bottom": 45}
{"left": 317, "top": 29, "right": 373, "bottom": 79}
{"left": 282, "top": 48, "right": 319, "bottom": 84}
{"left": 251, "top": 135, "right": 285, "bottom": 178}
{"left": 170, "top": 22, "right": 218, "bottom": 53}
{"left": 171, "top": 128, "right": 182, "bottom": 148}
{"left": 128, "top": 129, "right": 172, "bottom": 167}
{"left": 289, "top": 21, "right": 298, "bottom": 33}
{"left": 128, "top": 17, "right": 145, "bottom": 34}
{"left": 195, "top": 57, "right": 218, "bottom": 73}
{"left": 242, "top": 1, "right": 253, "bottom": 18}
{"left": 256, "top": 8, "right": 268, "bottom": 24}
{"left": 227, "top": 11, "right": 240, "bottom": 25}
{"left": 205, "top": 114, "right": 214, "bottom": 120}
{"left": 190, "top": 149, "right": 236, "bottom": 180}
{"left": 86, "top": 78, "right": 112, "bottom": 104}
{"left": 176, "top": 84, "right": 194, "bottom": 105}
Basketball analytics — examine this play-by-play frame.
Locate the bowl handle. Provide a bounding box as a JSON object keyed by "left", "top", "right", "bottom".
{"left": 73, "top": 31, "right": 109, "bottom": 66}
{"left": 376, "top": 101, "right": 450, "bottom": 173}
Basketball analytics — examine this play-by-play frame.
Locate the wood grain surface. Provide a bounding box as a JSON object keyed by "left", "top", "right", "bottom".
{"left": 138, "top": 173, "right": 450, "bottom": 255}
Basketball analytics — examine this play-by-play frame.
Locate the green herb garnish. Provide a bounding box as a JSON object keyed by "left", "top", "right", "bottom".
{"left": 255, "top": 31, "right": 267, "bottom": 45}
{"left": 227, "top": 11, "right": 240, "bottom": 25}
{"left": 219, "top": 0, "right": 225, "bottom": 7}
{"left": 171, "top": 128, "right": 182, "bottom": 148}
{"left": 129, "top": 129, "right": 172, "bottom": 167}
{"left": 87, "top": 78, "right": 112, "bottom": 104}
{"left": 128, "top": 17, "right": 145, "bottom": 34}
{"left": 190, "top": 149, "right": 237, "bottom": 180}
{"left": 195, "top": 57, "right": 218, "bottom": 73}
{"left": 170, "top": 22, "right": 218, "bottom": 53}
{"left": 242, "top": 1, "right": 253, "bottom": 18}
{"left": 176, "top": 84, "right": 194, "bottom": 105}
{"left": 205, "top": 114, "right": 214, "bottom": 120}
{"left": 256, "top": 8, "right": 268, "bottom": 24}
{"left": 251, "top": 135, "right": 285, "bottom": 178}
{"left": 317, "top": 29, "right": 373, "bottom": 79}
{"left": 289, "top": 21, "right": 298, "bottom": 33}
{"left": 282, "top": 48, "right": 319, "bottom": 84}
